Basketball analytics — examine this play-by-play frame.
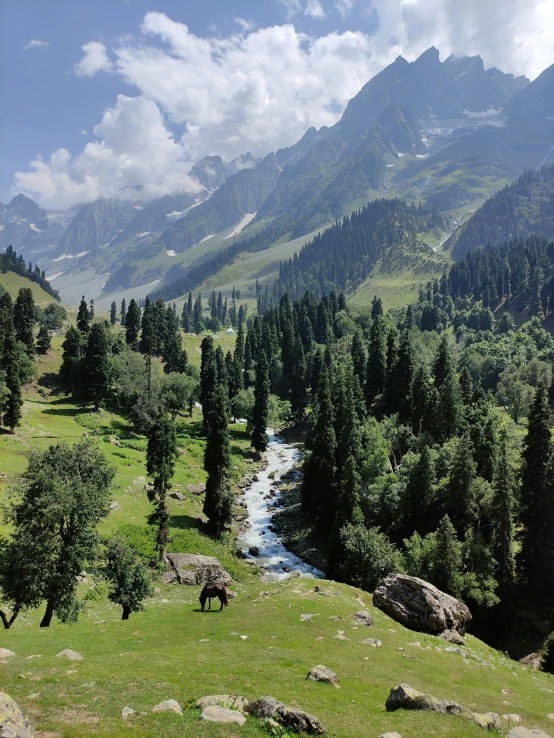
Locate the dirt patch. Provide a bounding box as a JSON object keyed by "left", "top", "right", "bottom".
{"left": 58, "top": 708, "right": 100, "bottom": 725}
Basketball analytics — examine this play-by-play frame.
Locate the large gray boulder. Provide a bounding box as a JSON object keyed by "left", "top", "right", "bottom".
{"left": 166, "top": 553, "right": 232, "bottom": 586}
{"left": 0, "top": 691, "right": 33, "bottom": 737}
{"left": 385, "top": 684, "right": 500, "bottom": 731}
{"left": 519, "top": 652, "right": 542, "bottom": 670}
{"left": 507, "top": 729, "right": 552, "bottom": 738}
{"left": 247, "top": 696, "right": 326, "bottom": 734}
{"left": 373, "top": 574, "right": 471, "bottom": 634}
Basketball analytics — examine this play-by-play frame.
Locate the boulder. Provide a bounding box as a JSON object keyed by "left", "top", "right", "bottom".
{"left": 519, "top": 652, "right": 542, "bottom": 670}
{"left": 385, "top": 684, "right": 500, "bottom": 731}
{"left": 247, "top": 696, "right": 326, "bottom": 734}
{"left": 0, "top": 691, "right": 34, "bottom": 737}
{"left": 351, "top": 610, "right": 374, "bottom": 627}
{"left": 507, "top": 730, "right": 552, "bottom": 738}
{"left": 374, "top": 574, "right": 471, "bottom": 634}
{"left": 503, "top": 715, "right": 522, "bottom": 725}
{"left": 121, "top": 706, "right": 136, "bottom": 719}
{"left": 55, "top": 649, "right": 83, "bottom": 661}
{"left": 169, "top": 492, "right": 186, "bottom": 501}
{"left": 379, "top": 733, "right": 403, "bottom": 738}
{"left": 152, "top": 699, "right": 182, "bottom": 715}
{"left": 0, "top": 650, "right": 15, "bottom": 659}
{"left": 162, "top": 571, "right": 177, "bottom": 584}
{"left": 248, "top": 547, "right": 260, "bottom": 557}
{"left": 440, "top": 629, "right": 465, "bottom": 646}
{"left": 187, "top": 483, "right": 206, "bottom": 495}
{"left": 196, "top": 695, "right": 249, "bottom": 713}
{"left": 201, "top": 705, "right": 246, "bottom": 726}
{"left": 166, "top": 553, "right": 232, "bottom": 586}
{"left": 359, "top": 638, "right": 382, "bottom": 647}
{"left": 108, "top": 501, "right": 121, "bottom": 511}
{"left": 306, "top": 665, "right": 338, "bottom": 685}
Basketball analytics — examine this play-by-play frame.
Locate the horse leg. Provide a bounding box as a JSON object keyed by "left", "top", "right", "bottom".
{"left": 208, "top": 598, "right": 211, "bottom": 610}
{"left": 220, "top": 596, "right": 224, "bottom": 611}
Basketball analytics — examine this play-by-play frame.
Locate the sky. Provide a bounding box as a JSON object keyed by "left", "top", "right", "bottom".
{"left": 1, "top": 0, "right": 554, "bottom": 210}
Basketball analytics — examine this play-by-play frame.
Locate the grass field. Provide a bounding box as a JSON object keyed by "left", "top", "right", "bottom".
{"left": 0, "top": 271, "right": 58, "bottom": 306}
{"left": 1, "top": 329, "right": 553, "bottom": 738}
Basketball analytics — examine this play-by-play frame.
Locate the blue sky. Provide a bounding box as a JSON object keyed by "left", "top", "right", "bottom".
{"left": 2, "top": 0, "right": 553, "bottom": 209}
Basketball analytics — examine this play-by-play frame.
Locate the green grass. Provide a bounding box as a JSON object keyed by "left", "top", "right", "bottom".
{"left": 1, "top": 333, "right": 554, "bottom": 737}
{"left": 1, "top": 579, "right": 553, "bottom": 737}
{"left": 0, "top": 271, "right": 58, "bottom": 306}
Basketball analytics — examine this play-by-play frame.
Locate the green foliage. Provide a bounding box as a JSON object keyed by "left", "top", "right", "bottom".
{"left": 337, "top": 523, "right": 404, "bottom": 591}
{"left": 104, "top": 536, "right": 153, "bottom": 620}
{"left": 146, "top": 414, "right": 178, "bottom": 561}
{"left": 541, "top": 631, "right": 554, "bottom": 674}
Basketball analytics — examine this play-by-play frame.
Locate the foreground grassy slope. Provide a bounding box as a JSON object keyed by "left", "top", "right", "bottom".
{"left": 1, "top": 578, "right": 553, "bottom": 738}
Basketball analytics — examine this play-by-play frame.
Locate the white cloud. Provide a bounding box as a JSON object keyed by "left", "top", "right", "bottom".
{"left": 305, "top": 0, "right": 326, "bottom": 18}
{"left": 79, "top": 129, "right": 87, "bottom": 136}
{"left": 14, "top": 95, "right": 201, "bottom": 208}
{"left": 23, "top": 39, "right": 49, "bottom": 50}
{"left": 74, "top": 41, "right": 113, "bottom": 77}
{"left": 335, "top": 0, "right": 355, "bottom": 19}
{"left": 235, "top": 17, "right": 255, "bottom": 32}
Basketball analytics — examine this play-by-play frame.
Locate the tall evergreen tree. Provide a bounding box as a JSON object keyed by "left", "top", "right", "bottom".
{"left": 125, "top": 299, "right": 141, "bottom": 350}
{"left": 518, "top": 383, "right": 554, "bottom": 604}
{"left": 290, "top": 333, "right": 308, "bottom": 422}
{"left": 200, "top": 336, "right": 217, "bottom": 433}
{"left": 2, "top": 334, "right": 22, "bottom": 433}
{"left": 36, "top": 325, "right": 51, "bottom": 355}
{"left": 365, "top": 316, "right": 387, "bottom": 409}
{"left": 447, "top": 433, "right": 478, "bottom": 535}
{"left": 433, "top": 515, "right": 463, "bottom": 598}
{"left": 110, "top": 301, "right": 117, "bottom": 325}
{"left": 203, "top": 384, "right": 232, "bottom": 537}
{"left": 84, "top": 323, "right": 109, "bottom": 411}
{"left": 13, "top": 288, "right": 36, "bottom": 355}
{"left": 77, "top": 296, "right": 90, "bottom": 335}
{"left": 60, "top": 325, "right": 84, "bottom": 388}
{"left": 120, "top": 298, "right": 126, "bottom": 327}
{"left": 491, "top": 430, "right": 516, "bottom": 599}
{"left": 252, "top": 350, "right": 270, "bottom": 458}
{"left": 387, "top": 330, "right": 415, "bottom": 423}
{"left": 146, "top": 415, "right": 177, "bottom": 563}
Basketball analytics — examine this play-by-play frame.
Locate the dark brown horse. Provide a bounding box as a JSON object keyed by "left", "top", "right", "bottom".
{"left": 199, "top": 582, "right": 229, "bottom": 611}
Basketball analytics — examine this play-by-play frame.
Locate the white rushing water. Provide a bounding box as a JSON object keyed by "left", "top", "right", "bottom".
{"left": 237, "top": 429, "right": 324, "bottom": 582}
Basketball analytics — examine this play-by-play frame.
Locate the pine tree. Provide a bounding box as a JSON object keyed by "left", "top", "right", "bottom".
{"left": 203, "top": 384, "right": 232, "bottom": 537}
{"left": 2, "top": 334, "right": 22, "bottom": 433}
{"left": 89, "top": 299, "right": 95, "bottom": 320}
{"left": 433, "top": 515, "right": 463, "bottom": 597}
{"left": 351, "top": 333, "right": 366, "bottom": 385}
{"left": 491, "top": 430, "right": 516, "bottom": 599}
{"left": 139, "top": 298, "right": 158, "bottom": 400}
{"left": 327, "top": 454, "right": 363, "bottom": 579}
{"left": 60, "top": 325, "right": 84, "bottom": 387}
{"left": 200, "top": 336, "right": 217, "bottom": 433}
{"left": 302, "top": 365, "right": 337, "bottom": 523}
{"left": 120, "top": 298, "right": 126, "bottom": 327}
{"left": 290, "top": 333, "right": 308, "bottom": 422}
{"left": 105, "top": 537, "right": 152, "bottom": 620}
{"left": 36, "top": 325, "right": 51, "bottom": 355}
{"left": 77, "top": 296, "right": 90, "bottom": 335}
{"left": 518, "top": 383, "right": 554, "bottom": 604}
{"left": 110, "top": 301, "right": 117, "bottom": 325}
{"left": 252, "top": 350, "right": 270, "bottom": 458}
{"left": 146, "top": 415, "right": 177, "bottom": 563}
{"left": 411, "top": 364, "right": 431, "bottom": 434}
{"left": 13, "top": 288, "right": 36, "bottom": 355}
{"left": 365, "top": 316, "right": 387, "bottom": 409}
{"left": 433, "top": 334, "right": 454, "bottom": 389}
{"left": 387, "top": 330, "right": 414, "bottom": 423}
{"left": 125, "top": 299, "right": 141, "bottom": 350}
{"left": 447, "top": 433, "right": 478, "bottom": 535}
{"left": 403, "top": 446, "right": 435, "bottom": 535}
{"left": 437, "top": 366, "right": 463, "bottom": 441}
{"left": 371, "top": 296, "right": 383, "bottom": 318}
{"left": 84, "top": 323, "right": 109, "bottom": 411}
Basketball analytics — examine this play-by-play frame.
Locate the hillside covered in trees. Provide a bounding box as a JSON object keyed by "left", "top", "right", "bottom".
{"left": 453, "top": 164, "right": 554, "bottom": 258}
{"left": 1, "top": 246, "right": 60, "bottom": 301}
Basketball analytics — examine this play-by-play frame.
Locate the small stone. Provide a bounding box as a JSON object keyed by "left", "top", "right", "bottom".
{"left": 196, "top": 695, "right": 249, "bottom": 713}
{"left": 502, "top": 714, "right": 522, "bottom": 725}
{"left": 548, "top": 714, "right": 554, "bottom": 720}
{"left": 379, "top": 733, "right": 403, "bottom": 738}
{"left": 82, "top": 682, "right": 96, "bottom": 688}
{"left": 306, "top": 665, "right": 338, "bottom": 685}
{"left": 240, "top": 635, "right": 249, "bottom": 640}
{"left": 108, "top": 501, "right": 121, "bottom": 510}
{"left": 248, "top": 546, "right": 259, "bottom": 557}
{"left": 55, "top": 649, "right": 83, "bottom": 661}
{"left": 440, "top": 629, "right": 465, "bottom": 646}
{"left": 201, "top": 705, "right": 246, "bottom": 725}
{"left": 27, "top": 693, "right": 41, "bottom": 700}
{"left": 351, "top": 610, "right": 374, "bottom": 627}
{"left": 0, "top": 649, "right": 16, "bottom": 658}
{"left": 359, "top": 638, "right": 382, "bottom": 647}
{"left": 169, "top": 492, "right": 186, "bottom": 501}
{"left": 122, "top": 706, "right": 136, "bottom": 719}
{"left": 333, "top": 634, "right": 350, "bottom": 641}
{"left": 152, "top": 699, "right": 182, "bottom": 715}
{"left": 300, "top": 614, "right": 316, "bottom": 621}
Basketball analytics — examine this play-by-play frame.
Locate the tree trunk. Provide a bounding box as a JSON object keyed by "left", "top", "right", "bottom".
{"left": 0, "top": 608, "right": 19, "bottom": 629}
{"left": 122, "top": 606, "right": 131, "bottom": 620}
{"left": 40, "top": 602, "right": 54, "bottom": 628}
{"left": 159, "top": 545, "right": 168, "bottom": 564}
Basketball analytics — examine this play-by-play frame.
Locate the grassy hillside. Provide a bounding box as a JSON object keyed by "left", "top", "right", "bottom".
{"left": 0, "top": 270, "right": 58, "bottom": 306}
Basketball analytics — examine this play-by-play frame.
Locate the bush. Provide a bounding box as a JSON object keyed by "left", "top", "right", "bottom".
{"left": 338, "top": 523, "right": 404, "bottom": 591}
{"left": 542, "top": 631, "right": 554, "bottom": 674}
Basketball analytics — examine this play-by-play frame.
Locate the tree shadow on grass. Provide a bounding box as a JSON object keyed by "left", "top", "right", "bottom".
{"left": 41, "top": 406, "right": 82, "bottom": 417}
{"left": 169, "top": 513, "right": 203, "bottom": 531}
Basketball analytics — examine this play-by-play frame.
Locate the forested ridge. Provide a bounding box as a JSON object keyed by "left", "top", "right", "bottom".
{"left": 1, "top": 245, "right": 60, "bottom": 301}
{"left": 453, "top": 164, "right": 554, "bottom": 259}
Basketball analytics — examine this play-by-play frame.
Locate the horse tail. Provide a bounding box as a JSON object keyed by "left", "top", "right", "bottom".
{"left": 222, "top": 585, "right": 229, "bottom": 607}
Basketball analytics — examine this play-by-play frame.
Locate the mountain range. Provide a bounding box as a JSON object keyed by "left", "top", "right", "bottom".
{"left": 5, "top": 47, "right": 554, "bottom": 310}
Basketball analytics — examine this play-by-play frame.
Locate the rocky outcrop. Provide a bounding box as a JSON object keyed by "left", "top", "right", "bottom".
{"left": 374, "top": 574, "right": 471, "bottom": 634}
{"left": 247, "top": 696, "right": 326, "bottom": 734}
{"left": 519, "top": 652, "right": 542, "bottom": 670}
{"left": 166, "top": 553, "right": 232, "bottom": 586}
{"left": 0, "top": 691, "right": 34, "bottom": 737}
{"left": 306, "top": 665, "right": 338, "bottom": 685}
{"left": 385, "top": 684, "right": 500, "bottom": 731}
{"left": 440, "top": 629, "right": 465, "bottom": 645}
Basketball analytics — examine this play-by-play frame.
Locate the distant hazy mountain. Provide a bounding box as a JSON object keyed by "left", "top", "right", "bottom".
{"left": 55, "top": 198, "right": 136, "bottom": 256}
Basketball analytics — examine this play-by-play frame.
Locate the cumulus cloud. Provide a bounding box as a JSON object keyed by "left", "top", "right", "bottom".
{"left": 14, "top": 95, "right": 201, "bottom": 208}
{"left": 23, "top": 39, "right": 48, "bottom": 50}
{"left": 74, "top": 41, "right": 113, "bottom": 76}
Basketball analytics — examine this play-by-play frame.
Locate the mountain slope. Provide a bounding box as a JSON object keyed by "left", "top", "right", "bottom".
{"left": 56, "top": 198, "right": 136, "bottom": 256}
{"left": 452, "top": 164, "right": 554, "bottom": 258}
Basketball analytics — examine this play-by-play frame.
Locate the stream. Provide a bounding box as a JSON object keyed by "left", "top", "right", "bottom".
{"left": 237, "top": 429, "right": 324, "bottom": 582}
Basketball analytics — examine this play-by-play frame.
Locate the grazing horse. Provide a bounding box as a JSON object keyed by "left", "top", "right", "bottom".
{"left": 199, "top": 582, "right": 228, "bottom": 611}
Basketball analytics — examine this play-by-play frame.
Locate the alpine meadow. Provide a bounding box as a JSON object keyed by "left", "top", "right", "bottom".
{"left": 1, "top": 2, "right": 554, "bottom": 737}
